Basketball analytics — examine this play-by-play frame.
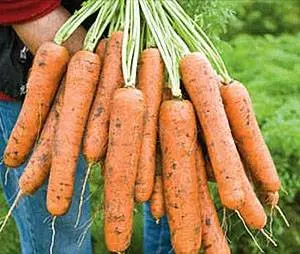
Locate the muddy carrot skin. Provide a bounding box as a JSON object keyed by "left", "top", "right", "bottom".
{"left": 47, "top": 50, "right": 100, "bottom": 216}
{"left": 150, "top": 175, "right": 165, "bottom": 222}
{"left": 4, "top": 42, "right": 69, "bottom": 168}
{"left": 196, "top": 146, "right": 230, "bottom": 254}
{"left": 160, "top": 100, "right": 202, "bottom": 254}
{"left": 220, "top": 81, "right": 281, "bottom": 192}
{"left": 83, "top": 32, "right": 124, "bottom": 163}
{"left": 259, "top": 191, "right": 279, "bottom": 208}
{"left": 180, "top": 53, "right": 245, "bottom": 210}
{"left": 104, "top": 88, "right": 145, "bottom": 252}
{"left": 135, "top": 48, "right": 164, "bottom": 202}
{"left": 150, "top": 152, "right": 165, "bottom": 222}
{"left": 19, "top": 82, "right": 65, "bottom": 195}
{"left": 238, "top": 173, "right": 267, "bottom": 230}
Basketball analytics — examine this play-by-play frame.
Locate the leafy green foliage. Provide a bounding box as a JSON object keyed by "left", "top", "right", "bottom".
{"left": 227, "top": 0, "right": 300, "bottom": 37}
{"left": 179, "top": 0, "right": 237, "bottom": 38}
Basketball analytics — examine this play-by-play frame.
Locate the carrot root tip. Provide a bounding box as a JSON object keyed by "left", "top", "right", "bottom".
{"left": 4, "top": 167, "right": 9, "bottom": 185}
{"left": 0, "top": 191, "right": 22, "bottom": 233}
{"left": 77, "top": 218, "right": 94, "bottom": 247}
{"left": 236, "top": 210, "right": 264, "bottom": 253}
{"left": 75, "top": 163, "right": 93, "bottom": 228}
{"left": 261, "top": 229, "right": 277, "bottom": 247}
{"left": 49, "top": 216, "right": 57, "bottom": 254}
{"left": 275, "top": 205, "right": 290, "bottom": 228}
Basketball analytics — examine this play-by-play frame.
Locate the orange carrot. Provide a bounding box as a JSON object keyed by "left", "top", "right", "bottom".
{"left": 83, "top": 32, "right": 124, "bottom": 163}
{"left": 135, "top": 48, "right": 164, "bottom": 202}
{"left": 104, "top": 88, "right": 145, "bottom": 252}
{"left": 160, "top": 99, "right": 201, "bottom": 254}
{"left": 150, "top": 151, "right": 165, "bottom": 222}
{"left": 259, "top": 191, "right": 279, "bottom": 208}
{"left": 220, "top": 81, "right": 281, "bottom": 192}
{"left": 19, "top": 82, "right": 65, "bottom": 195}
{"left": 4, "top": 42, "right": 69, "bottom": 168}
{"left": 238, "top": 173, "right": 267, "bottom": 230}
{"left": 180, "top": 53, "right": 245, "bottom": 210}
{"left": 195, "top": 145, "right": 230, "bottom": 254}
{"left": 150, "top": 175, "right": 165, "bottom": 223}
{"left": 47, "top": 50, "right": 100, "bottom": 216}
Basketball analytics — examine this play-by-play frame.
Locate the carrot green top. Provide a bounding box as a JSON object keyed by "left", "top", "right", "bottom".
{"left": 54, "top": 0, "right": 104, "bottom": 46}
{"left": 122, "top": 0, "right": 141, "bottom": 88}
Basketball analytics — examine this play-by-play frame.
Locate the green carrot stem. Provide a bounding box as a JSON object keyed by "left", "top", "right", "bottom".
{"left": 54, "top": 0, "right": 104, "bottom": 45}
{"left": 162, "top": 0, "right": 231, "bottom": 83}
{"left": 84, "top": 0, "right": 119, "bottom": 52}
{"left": 122, "top": 0, "right": 141, "bottom": 88}
{"left": 139, "top": 0, "right": 182, "bottom": 98}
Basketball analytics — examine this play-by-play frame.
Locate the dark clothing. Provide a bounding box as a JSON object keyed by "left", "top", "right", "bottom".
{"left": 0, "top": 0, "right": 85, "bottom": 100}
{"left": 0, "top": 27, "right": 32, "bottom": 100}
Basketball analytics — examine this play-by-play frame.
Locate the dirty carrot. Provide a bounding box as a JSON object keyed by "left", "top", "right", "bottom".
{"left": 47, "top": 50, "right": 100, "bottom": 216}
{"left": 150, "top": 175, "right": 165, "bottom": 223}
{"left": 259, "top": 191, "right": 279, "bottom": 208}
{"left": 220, "top": 81, "right": 281, "bottom": 192}
{"left": 180, "top": 53, "right": 245, "bottom": 210}
{"left": 83, "top": 31, "right": 124, "bottom": 163}
{"left": 104, "top": 88, "right": 145, "bottom": 252}
{"left": 19, "top": 82, "right": 65, "bottom": 195}
{"left": 150, "top": 151, "right": 165, "bottom": 223}
{"left": 160, "top": 99, "right": 202, "bottom": 254}
{"left": 195, "top": 145, "right": 230, "bottom": 254}
{"left": 4, "top": 42, "right": 69, "bottom": 168}
{"left": 135, "top": 48, "right": 164, "bottom": 202}
{"left": 238, "top": 173, "right": 267, "bottom": 230}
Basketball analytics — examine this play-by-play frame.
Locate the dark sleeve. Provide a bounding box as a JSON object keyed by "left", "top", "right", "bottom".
{"left": 0, "top": 0, "right": 61, "bottom": 24}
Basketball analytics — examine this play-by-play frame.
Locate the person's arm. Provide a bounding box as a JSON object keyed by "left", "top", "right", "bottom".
{"left": 13, "top": 6, "right": 86, "bottom": 56}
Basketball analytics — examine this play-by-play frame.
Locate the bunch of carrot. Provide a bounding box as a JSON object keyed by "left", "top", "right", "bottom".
{"left": 1, "top": 0, "right": 288, "bottom": 253}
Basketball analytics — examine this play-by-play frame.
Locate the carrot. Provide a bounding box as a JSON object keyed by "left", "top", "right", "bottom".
{"left": 83, "top": 32, "right": 124, "bottom": 163}
{"left": 19, "top": 82, "right": 65, "bottom": 195}
{"left": 47, "top": 50, "right": 101, "bottom": 216}
{"left": 195, "top": 145, "right": 230, "bottom": 254}
{"left": 259, "top": 191, "right": 279, "bottom": 208}
{"left": 150, "top": 175, "right": 165, "bottom": 223}
{"left": 238, "top": 173, "right": 267, "bottom": 230}
{"left": 150, "top": 151, "right": 165, "bottom": 223}
{"left": 104, "top": 88, "right": 145, "bottom": 252}
{"left": 4, "top": 42, "right": 69, "bottom": 168}
{"left": 135, "top": 48, "right": 164, "bottom": 202}
{"left": 220, "top": 81, "right": 281, "bottom": 192}
{"left": 160, "top": 99, "right": 201, "bottom": 254}
{"left": 180, "top": 53, "right": 245, "bottom": 210}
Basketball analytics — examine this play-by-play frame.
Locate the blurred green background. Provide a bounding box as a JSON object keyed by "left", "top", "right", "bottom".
{"left": 1, "top": 0, "right": 300, "bottom": 253}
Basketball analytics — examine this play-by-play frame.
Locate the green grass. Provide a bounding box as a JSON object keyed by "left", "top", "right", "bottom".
{"left": 1, "top": 34, "right": 300, "bottom": 254}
